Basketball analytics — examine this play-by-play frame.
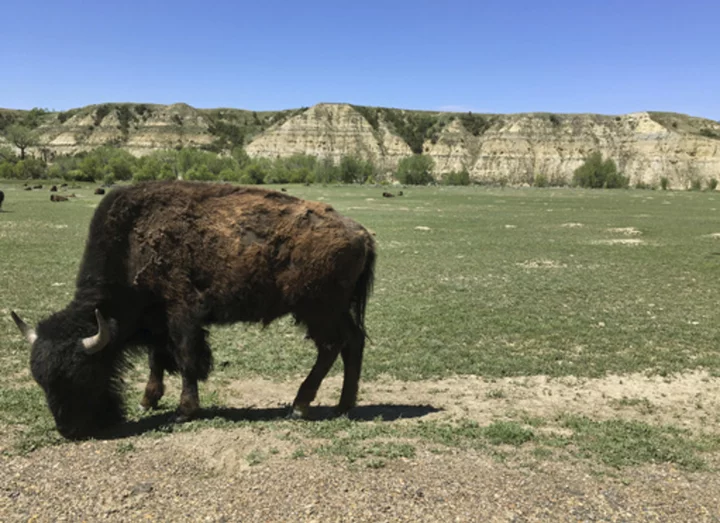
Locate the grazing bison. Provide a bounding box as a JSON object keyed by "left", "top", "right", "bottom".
{"left": 94, "top": 188, "right": 106, "bottom": 195}
{"left": 12, "top": 182, "right": 376, "bottom": 439}
{"left": 24, "top": 186, "right": 32, "bottom": 191}
{"left": 50, "top": 185, "right": 58, "bottom": 192}
{"left": 33, "top": 184, "right": 43, "bottom": 189}
{"left": 382, "top": 192, "right": 395, "bottom": 198}
{"left": 50, "top": 194, "right": 69, "bottom": 202}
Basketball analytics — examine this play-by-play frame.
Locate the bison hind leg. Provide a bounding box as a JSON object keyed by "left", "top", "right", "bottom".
{"left": 292, "top": 312, "right": 365, "bottom": 418}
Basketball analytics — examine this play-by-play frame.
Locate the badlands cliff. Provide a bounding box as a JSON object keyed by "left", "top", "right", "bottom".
{"left": 1, "top": 102, "right": 719, "bottom": 187}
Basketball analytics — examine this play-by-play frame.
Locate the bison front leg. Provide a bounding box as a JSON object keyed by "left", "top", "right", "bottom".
{"left": 140, "top": 348, "right": 165, "bottom": 411}
{"left": 172, "top": 325, "right": 212, "bottom": 423}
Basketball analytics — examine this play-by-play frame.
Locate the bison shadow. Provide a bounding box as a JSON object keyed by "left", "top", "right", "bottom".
{"left": 98, "top": 403, "right": 442, "bottom": 440}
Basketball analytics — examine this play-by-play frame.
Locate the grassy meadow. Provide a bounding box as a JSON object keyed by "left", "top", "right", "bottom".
{"left": 2, "top": 180, "right": 720, "bottom": 467}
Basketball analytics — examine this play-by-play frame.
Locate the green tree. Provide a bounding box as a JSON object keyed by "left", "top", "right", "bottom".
{"left": 241, "top": 160, "right": 271, "bottom": 184}
{"left": 573, "top": 152, "right": 628, "bottom": 189}
{"left": 396, "top": 155, "right": 435, "bottom": 185}
{"left": 5, "top": 124, "right": 38, "bottom": 160}
{"left": 339, "top": 155, "right": 374, "bottom": 184}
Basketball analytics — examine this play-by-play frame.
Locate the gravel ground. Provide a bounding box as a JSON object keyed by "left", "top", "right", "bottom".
{"left": 3, "top": 373, "right": 720, "bottom": 522}
{"left": 2, "top": 435, "right": 720, "bottom": 522}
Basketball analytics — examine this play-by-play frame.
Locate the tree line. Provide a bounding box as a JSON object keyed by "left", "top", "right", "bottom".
{"left": 0, "top": 143, "right": 476, "bottom": 186}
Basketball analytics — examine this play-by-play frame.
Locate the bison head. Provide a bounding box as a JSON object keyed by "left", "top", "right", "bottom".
{"left": 11, "top": 309, "right": 124, "bottom": 439}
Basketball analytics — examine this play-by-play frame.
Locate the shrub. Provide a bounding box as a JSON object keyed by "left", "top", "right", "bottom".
{"left": 313, "top": 157, "right": 341, "bottom": 183}
{"left": 339, "top": 155, "right": 374, "bottom": 184}
{"left": 185, "top": 164, "right": 215, "bottom": 181}
{"left": 442, "top": 169, "right": 471, "bottom": 186}
{"left": 13, "top": 158, "right": 47, "bottom": 179}
{"left": 573, "top": 152, "right": 628, "bottom": 189}
{"left": 533, "top": 173, "right": 549, "bottom": 187}
{"left": 94, "top": 105, "right": 111, "bottom": 127}
{"left": 707, "top": 178, "right": 718, "bottom": 191}
{"left": 460, "top": 112, "right": 490, "bottom": 136}
{"left": 0, "top": 161, "right": 14, "bottom": 179}
{"left": 241, "top": 160, "right": 271, "bottom": 184}
{"left": 396, "top": 155, "right": 435, "bottom": 185}
{"left": 660, "top": 177, "right": 669, "bottom": 190}
{"left": 690, "top": 178, "right": 702, "bottom": 191}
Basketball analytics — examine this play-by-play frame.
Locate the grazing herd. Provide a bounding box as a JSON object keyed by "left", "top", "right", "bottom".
{"left": 11, "top": 181, "right": 376, "bottom": 439}
{"left": 0, "top": 183, "right": 108, "bottom": 205}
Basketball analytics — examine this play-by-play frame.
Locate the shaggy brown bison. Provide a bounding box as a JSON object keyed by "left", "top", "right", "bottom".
{"left": 11, "top": 181, "right": 376, "bottom": 439}
{"left": 382, "top": 192, "right": 395, "bottom": 198}
{"left": 50, "top": 185, "right": 58, "bottom": 192}
{"left": 94, "top": 188, "right": 106, "bottom": 195}
{"left": 50, "top": 194, "right": 69, "bottom": 202}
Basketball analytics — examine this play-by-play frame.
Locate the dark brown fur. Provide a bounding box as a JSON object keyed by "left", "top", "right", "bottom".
{"left": 22, "top": 181, "right": 376, "bottom": 438}
{"left": 94, "top": 188, "right": 106, "bottom": 195}
{"left": 50, "top": 194, "right": 69, "bottom": 202}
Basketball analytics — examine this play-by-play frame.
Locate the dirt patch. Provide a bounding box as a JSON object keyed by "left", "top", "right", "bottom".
{"left": 607, "top": 227, "right": 642, "bottom": 236}
{"left": 594, "top": 238, "right": 647, "bottom": 246}
{"left": 516, "top": 260, "right": 567, "bottom": 269}
{"left": 214, "top": 371, "right": 720, "bottom": 433}
{"left": 561, "top": 222, "right": 584, "bottom": 228}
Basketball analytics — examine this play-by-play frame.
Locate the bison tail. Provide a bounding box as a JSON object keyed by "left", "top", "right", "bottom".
{"left": 350, "top": 247, "right": 376, "bottom": 338}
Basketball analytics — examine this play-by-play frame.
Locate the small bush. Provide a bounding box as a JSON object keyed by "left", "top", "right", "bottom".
{"left": 660, "top": 177, "right": 669, "bottom": 190}
{"left": 94, "top": 105, "right": 111, "bottom": 127}
{"left": 396, "top": 155, "right": 435, "bottom": 185}
{"left": 442, "top": 169, "right": 471, "bottom": 186}
{"left": 573, "top": 152, "right": 628, "bottom": 189}
{"left": 690, "top": 178, "right": 702, "bottom": 191}
{"left": 707, "top": 178, "right": 718, "bottom": 191}
{"left": 534, "top": 173, "right": 549, "bottom": 187}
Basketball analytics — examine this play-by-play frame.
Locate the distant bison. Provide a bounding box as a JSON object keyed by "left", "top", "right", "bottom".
{"left": 94, "top": 188, "right": 106, "bottom": 195}
{"left": 24, "top": 187, "right": 32, "bottom": 191}
{"left": 12, "top": 182, "right": 376, "bottom": 439}
{"left": 0, "top": 190, "right": 4, "bottom": 210}
{"left": 33, "top": 184, "right": 43, "bottom": 189}
{"left": 50, "top": 194, "right": 69, "bottom": 202}
{"left": 50, "top": 185, "right": 58, "bottom": 192}
{"left": 382, "top": 192, "right": 395, "bottom": 198}
{"left": 398, "top": 191, "right": 404, "bottom": 196}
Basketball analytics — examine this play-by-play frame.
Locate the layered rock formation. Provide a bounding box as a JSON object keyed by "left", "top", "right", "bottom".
{"left": 1, "top": 102, "right": 719, "bottom": 187}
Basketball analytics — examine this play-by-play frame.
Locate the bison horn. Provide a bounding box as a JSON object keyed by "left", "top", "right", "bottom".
{"left": 10, "top": 311, "right": 38, "bottom": 344}
{"left": 81, "top": 309, "right": 111, "bottom": 354}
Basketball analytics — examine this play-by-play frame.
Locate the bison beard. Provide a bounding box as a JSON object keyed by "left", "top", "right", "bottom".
{"left": 11, "top": 181, "right": 376, "bottom": 439}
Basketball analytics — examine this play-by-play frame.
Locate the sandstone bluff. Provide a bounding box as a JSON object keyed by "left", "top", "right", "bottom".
{"left": 1, "top": 102, "right": 719, "bottom": 188}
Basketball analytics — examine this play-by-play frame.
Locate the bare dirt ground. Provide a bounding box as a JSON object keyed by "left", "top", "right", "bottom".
{"left": 3, "top": 372, "right": 720, "bottom": 522}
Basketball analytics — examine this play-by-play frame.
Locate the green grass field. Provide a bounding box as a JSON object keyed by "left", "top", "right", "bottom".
{"left": 2, "top": 181, "right": 720, "bottom": 466}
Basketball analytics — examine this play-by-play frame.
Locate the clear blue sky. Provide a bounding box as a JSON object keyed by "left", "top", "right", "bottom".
{"left": 2, "top": 0, "right": 719, "bottom": 119}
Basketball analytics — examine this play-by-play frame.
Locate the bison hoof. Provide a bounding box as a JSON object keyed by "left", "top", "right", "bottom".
{"left": 288, "top": 403, "right": 310, "bottom": 420}
{"left": 175, "top": 412, "right": 194, "bottom": 423}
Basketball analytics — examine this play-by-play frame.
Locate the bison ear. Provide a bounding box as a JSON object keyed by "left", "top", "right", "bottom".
{"left": 81, "top": 309, "right": 111, "bottom": 354}
{"left": 11, "top": 311, "right": 38, "bottom": 345}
